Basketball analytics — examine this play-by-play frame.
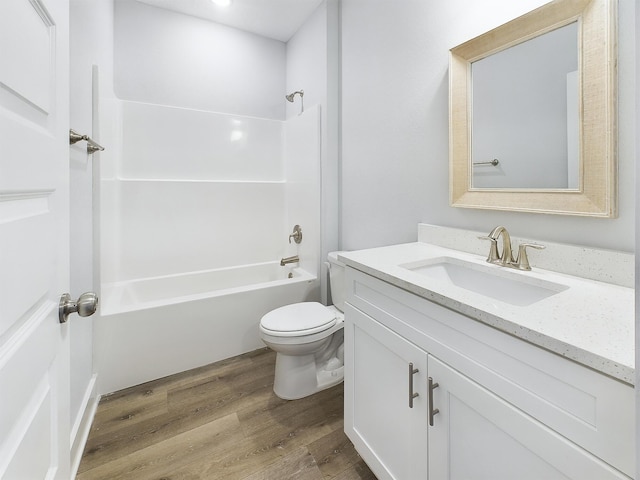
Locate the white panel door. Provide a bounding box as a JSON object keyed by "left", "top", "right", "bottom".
{"left": 344, "top": 304, "right": 428, "bottom": 480}
{"left": 427, "top": 356, "right": 630, "bottom": 480}
{"left": 0, "top": 0, "right": 71, "bottom": 479}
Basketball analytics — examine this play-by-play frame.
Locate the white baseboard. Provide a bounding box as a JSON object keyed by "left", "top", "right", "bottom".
{"left": 70, "top": 374, "right": 100, "bottom": 478}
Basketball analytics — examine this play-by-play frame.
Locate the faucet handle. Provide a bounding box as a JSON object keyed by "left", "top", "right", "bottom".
{"left": 513, "top": 243, "right": 545, "bottom": 271}
{"left": 289, "top": 225, "right": 302, "bottom": 244}
{"left": 478, "top": 236, "right": 500, "bottom": 264}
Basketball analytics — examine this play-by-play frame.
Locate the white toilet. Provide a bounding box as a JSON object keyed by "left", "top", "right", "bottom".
{"left": 259, "top": 252, "right": 346, "bottom": 400}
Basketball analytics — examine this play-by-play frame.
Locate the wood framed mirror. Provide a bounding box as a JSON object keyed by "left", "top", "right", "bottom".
{"left": 449, "top": 0, "right": 617, "bottom": 217}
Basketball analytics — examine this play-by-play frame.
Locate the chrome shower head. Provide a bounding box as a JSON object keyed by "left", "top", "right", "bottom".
{"left": 285, "top": 90, "right": 304, "bottom": 102}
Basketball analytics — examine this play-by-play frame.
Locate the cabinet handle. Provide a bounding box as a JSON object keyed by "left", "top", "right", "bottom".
{"left": 428, "top": 377, "right": 440, "bottom": 426}
{"left": 409, "top": 362, "right": 419, "bottom": 408}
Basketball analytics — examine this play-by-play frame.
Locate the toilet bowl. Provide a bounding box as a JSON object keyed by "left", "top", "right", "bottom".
{"left": 259, "top": 252, "right": 346, "bottom": 400}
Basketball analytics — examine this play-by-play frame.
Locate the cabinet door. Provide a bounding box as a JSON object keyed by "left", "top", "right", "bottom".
{"left": 344, "top": 304, "right": 428, "bottom": 480}
{"left": 427, "top": 356, "right": 630, "bottom": 480}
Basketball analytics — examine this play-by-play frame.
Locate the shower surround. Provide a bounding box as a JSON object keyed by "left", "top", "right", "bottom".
{"left": 95, "top": 99, "right": 321, "bottom": 394}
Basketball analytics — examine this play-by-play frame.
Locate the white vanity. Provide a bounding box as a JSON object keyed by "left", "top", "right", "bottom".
{"left": 340, "top": 226, "right": 634, "bottom": 480}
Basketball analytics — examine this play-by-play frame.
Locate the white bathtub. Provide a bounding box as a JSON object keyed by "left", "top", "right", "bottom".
{"left": 101, "top": 262, "right": 314, "bottom": 315}
{"left": 94, "top": 262, "right": 318, "bottom": 394}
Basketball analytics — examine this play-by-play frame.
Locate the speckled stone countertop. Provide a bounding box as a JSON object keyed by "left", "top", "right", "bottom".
{"left": 339, "top": 242, "right": 635, "bottom": 385}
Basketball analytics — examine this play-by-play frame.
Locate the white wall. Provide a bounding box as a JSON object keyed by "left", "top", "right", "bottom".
{"left": 284, "top": 105, "right": 322, "bottom": 300}
{"left": 100, "top": 101, "right": 288, "bottom": 284}
{"left": 100, "top": 2, "right": 301, "bottom": 287}
{"left": 635, "top": 1, "right": 640, "bottom": 475}
{"left": 114, "top": 0, "right": 286, "bottom": 119}
{"left": 286, "top": 0, "right": 340, "bottom": 302}
{"left": 340, "top": 0, "right": 636, "bottom": 253}
{"left": 119, "top": 102, "right": 284, "bottom": 181}
{"left": 68, "top": 0, "right": 114, "bottom": 472}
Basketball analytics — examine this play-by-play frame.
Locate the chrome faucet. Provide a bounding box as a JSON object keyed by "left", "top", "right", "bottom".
{"left": 280, "top": 255, "right": 299, "bottom": 266}
{"left": 485, "top": 225, "right": 514, "bottom": 266}
{"left": 479, "top": 226, "right": 545, "bottom": 271}
{"left": 513, "top": 243, "right": 546, "bottom": 271}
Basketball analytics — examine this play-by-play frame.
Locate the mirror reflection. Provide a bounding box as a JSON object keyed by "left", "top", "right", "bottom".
{"left": 471, "top": 22, "right": 578, "bottom": 190}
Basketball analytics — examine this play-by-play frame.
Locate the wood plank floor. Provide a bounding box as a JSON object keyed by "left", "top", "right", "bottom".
{"left": 77, "top": 348, "right": 377, "bottom": 480}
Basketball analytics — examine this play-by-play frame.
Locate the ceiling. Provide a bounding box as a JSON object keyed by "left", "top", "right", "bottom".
{"left": 135, "top": 0, "right": 324, "bottom": 42}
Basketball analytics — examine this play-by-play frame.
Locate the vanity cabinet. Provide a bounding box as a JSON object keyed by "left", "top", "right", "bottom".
{"left": 344, "top": 267, "right": 634, "bottom": 480}
{"left": 346, "top": 304, "right": 428, "bottom": 479}
{"left": 427, "top": 355, "right": 629, "bottom": 480}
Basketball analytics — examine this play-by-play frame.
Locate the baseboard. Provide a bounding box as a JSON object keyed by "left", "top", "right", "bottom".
{"left": 70, "top": 374, "right": 100, "bottom": 478}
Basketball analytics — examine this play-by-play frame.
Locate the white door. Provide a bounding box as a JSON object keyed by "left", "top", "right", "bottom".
{"left": 344, "top": 304, "right": 428, "bottom": 480}
{"left": 427, "top": 356, "right": 629, "bottom": 480}
{"left": 0, "top": 0, "right": 71, "bottom": 479}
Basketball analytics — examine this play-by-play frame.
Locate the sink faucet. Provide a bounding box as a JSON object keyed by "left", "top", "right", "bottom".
{"left": 487, "top": 225, "right": 514, "bottom": 266}
{"left": 480, "top": 226, "right": 545, "bottom": 271}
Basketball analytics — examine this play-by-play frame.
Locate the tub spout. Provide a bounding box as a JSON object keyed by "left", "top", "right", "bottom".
{"left": 280, "top": 255, "right": 299, "bottom": 266}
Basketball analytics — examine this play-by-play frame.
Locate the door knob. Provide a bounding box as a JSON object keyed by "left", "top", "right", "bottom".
{"left": 59, "top": 292, "right": 99, "bottom": 323}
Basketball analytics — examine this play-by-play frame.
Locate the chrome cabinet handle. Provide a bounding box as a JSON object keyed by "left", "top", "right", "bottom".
{"left": 428, "top": 376, "right": 440, "bottom": 426}
{"left": 409, "top": 362, "right": 419, "bottom": 408}
{"left": 59, "top": 292, "right": 98, "bottom": 323}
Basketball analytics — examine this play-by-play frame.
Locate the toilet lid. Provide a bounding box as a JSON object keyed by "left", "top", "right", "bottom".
{"left": 260, "top": 302, "right": 337, "bottom": 336}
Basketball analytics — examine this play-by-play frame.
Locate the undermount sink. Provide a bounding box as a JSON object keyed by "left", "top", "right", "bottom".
{"left": 400, "top": 257, "right": 568, "bottom": 307}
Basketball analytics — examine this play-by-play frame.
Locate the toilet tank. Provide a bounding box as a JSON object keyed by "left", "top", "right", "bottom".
{"left": 327, "top": 251, "right": 347, "bottom": 312}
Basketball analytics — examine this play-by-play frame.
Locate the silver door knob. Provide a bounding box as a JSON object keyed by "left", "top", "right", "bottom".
{"left": 59, "top": 292, "right": 98, "bottom": 323}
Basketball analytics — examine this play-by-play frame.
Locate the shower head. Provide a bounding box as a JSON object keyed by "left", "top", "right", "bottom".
{"left": 285, "top": 90, "right": 304, "bottom": 102}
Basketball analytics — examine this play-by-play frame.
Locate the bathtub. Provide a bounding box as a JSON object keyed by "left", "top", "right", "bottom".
{"left": 94, "top": 262, "right": 318, "bottom": 394}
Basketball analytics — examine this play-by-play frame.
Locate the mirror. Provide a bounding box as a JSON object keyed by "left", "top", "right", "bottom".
{"left": 449, "top": 0, "right": 617, "bottom": 216}
{"left": 472, "top": 22, "right": 578, "bottom": 189}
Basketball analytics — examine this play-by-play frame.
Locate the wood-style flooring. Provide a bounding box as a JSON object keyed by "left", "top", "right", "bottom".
{"left": 77, "top": 348, "right": 377, "bottom": 480}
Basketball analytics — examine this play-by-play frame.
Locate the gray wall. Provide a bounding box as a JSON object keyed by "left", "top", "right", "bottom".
{"left": 114, "top": 0, "right": 286, "bottom": 119}
{"left": 340, "top": 0, "right": 636, "bottom": 253}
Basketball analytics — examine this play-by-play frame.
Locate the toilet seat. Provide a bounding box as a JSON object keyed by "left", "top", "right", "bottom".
{"left": 260, "top": 302, "right": 337, "bottom": 337}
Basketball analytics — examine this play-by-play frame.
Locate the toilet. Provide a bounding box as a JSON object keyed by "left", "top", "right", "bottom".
{"left": 259, "top": 252, "right": 346, "bottom": 400}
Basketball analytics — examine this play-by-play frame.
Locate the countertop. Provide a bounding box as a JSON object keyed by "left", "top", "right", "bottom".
{"left": 339, "top": 242, "right": 635, "bottom": 385}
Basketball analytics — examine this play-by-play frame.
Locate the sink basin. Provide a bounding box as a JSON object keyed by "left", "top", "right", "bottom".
{"left": 400, "top": 257, "right": 568, "bottom": 306}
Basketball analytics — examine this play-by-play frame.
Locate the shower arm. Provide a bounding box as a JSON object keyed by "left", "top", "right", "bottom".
{"left": 285, "top": 90, "right": 304, "bottom": 114}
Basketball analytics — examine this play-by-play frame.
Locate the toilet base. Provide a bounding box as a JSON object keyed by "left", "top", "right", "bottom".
{"left": 273, "top": 352, "right": 344, "bottom": 400}
{"left": 261, "top": 307, "right": 345, "bottom": 400}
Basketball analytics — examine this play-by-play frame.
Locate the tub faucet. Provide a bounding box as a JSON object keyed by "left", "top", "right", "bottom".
{"left": 280, "top": 255, "right": 299, "bottom": 266}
